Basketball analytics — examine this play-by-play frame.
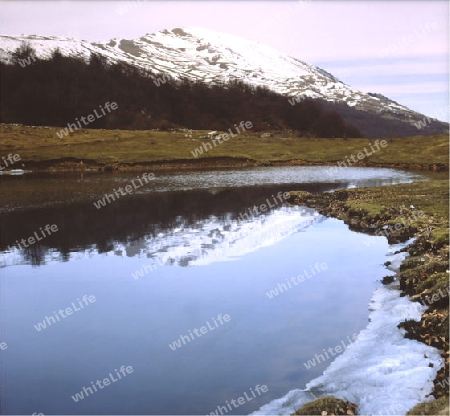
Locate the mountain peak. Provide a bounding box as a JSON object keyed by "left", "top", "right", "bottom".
{"left": 0, "top": 27, "right": 448, "bottom": 136}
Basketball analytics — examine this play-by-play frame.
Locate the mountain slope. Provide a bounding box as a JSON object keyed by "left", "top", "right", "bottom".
{"left": 0, "top": 27, "right": 448, "bottom": 136}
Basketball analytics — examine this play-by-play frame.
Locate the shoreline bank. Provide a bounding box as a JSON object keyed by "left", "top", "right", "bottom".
{"left": 2, "top": 157, "right": 448, "bottom": 173}
{"left": 285, "top": 180, "right": 448, "bottom": 414}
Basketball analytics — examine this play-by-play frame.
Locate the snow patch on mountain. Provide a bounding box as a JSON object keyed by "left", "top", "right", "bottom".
{"left": 0, "top": 27, "right": 437, "bottom": 125}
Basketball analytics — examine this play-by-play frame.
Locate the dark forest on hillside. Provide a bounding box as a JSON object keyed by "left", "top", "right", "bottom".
{"left": 3, "top": 43, "right": 448, "bottom": 138}
{"left": 0, "top": 44, "right": 364, "bottom": 138}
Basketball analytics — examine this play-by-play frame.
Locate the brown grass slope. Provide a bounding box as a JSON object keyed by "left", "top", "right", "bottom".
{"left": 0, "top": 124, "right": 448, "bottom": 170}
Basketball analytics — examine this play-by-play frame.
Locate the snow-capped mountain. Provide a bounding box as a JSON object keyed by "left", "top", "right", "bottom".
{"left": 0, "top": 27, "right": 447, "bottom": 132}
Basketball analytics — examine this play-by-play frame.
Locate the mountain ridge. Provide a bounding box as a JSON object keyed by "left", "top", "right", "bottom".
{"left": 0, "top": 27, "right": 448, "bottom": 137}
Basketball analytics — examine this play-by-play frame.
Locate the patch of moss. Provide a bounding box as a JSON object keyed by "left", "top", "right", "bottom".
{"left": 432, "top": 229, "right": 449, "bottom": 248}
{"left": 346, "top": 201, "right": 385, "bottom": 217}
{"left": 293, "top": 396, "right": 358, "bottom": 415}
{"left": 415, "top": 272, "right": 449, "bottom": 300}
{"left": 406, "top": 396, "right": 449, "bottom": 415}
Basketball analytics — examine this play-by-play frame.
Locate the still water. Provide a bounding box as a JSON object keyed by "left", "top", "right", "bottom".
{"left": 0, "top": 167, "right": 426, "bottom": 415}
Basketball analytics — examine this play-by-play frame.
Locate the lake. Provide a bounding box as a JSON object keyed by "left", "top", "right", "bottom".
{"left": 0, "top": 166, "right": 434, "bottom": 415}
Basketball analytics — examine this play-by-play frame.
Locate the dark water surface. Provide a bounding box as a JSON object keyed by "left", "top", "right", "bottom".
{"left": 0, "top": 167, "right": 426, "bottom": 415}
{"left": 0, "top": 165, "right": 426, "bottom": 213}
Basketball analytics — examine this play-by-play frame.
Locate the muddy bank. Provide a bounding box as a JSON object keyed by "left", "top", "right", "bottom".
{"left": 287, "top": 186, "right": 449, "bottom": 409}
{"left": 15, "top": 157, "right": 450, "bottom": 172}
{"left": 18, "top": 156, "right": 259, "bottom": 172}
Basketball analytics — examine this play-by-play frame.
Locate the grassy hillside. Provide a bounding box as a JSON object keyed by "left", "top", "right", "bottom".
{"left": 0, "top": 124, "right": 448, "bottom": 167}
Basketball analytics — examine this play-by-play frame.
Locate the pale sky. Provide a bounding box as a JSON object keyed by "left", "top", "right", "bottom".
{"left": 1, "top": 1, "right": 449, "bottom": 121}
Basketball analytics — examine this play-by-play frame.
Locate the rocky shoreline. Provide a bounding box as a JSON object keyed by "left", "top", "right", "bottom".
{"left": 286, "top": 183, "right": 449, "bottom": 414}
